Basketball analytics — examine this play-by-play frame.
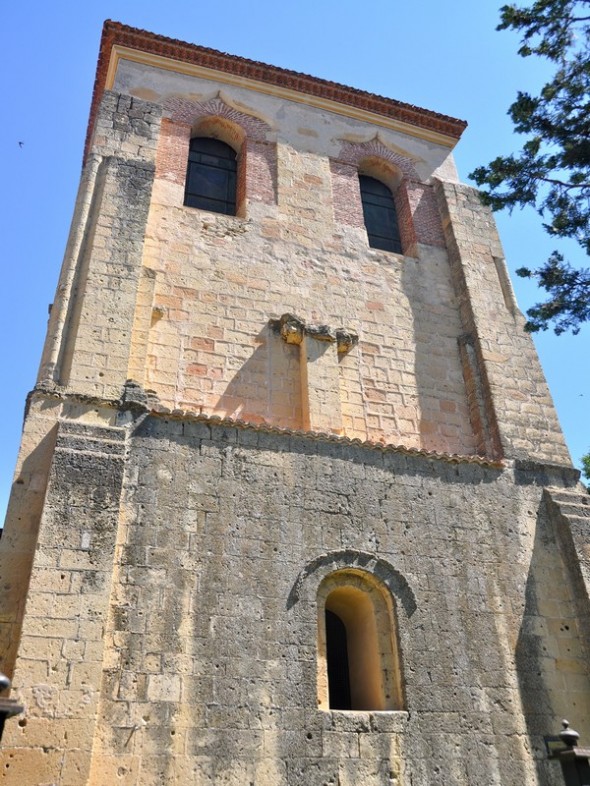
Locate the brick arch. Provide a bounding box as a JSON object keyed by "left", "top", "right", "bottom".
{"left": 163, "top": 96, "right": 271, "bottom": 142}
{"left": 337, "top": 138, "right": 420, "bottom": 181}
{"left": 331, "top": 139, "right": 445, "bottom": 250}
{"left": 157, "top": 97, "right": 277, "bottom": 206}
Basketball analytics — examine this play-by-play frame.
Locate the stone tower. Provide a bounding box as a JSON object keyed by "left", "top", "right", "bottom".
{"left": 1, "top": 20, "right": 589, "bottom": 786}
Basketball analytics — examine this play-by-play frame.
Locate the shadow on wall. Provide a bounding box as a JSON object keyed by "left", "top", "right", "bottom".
{"left": 400, "top": 243, "right": 477, "bottom": 457}
{"left": 0, "top": 424, "right": 59, "bottom": 678}
{"left": 515, "top": 494, "right": 590, "bottom": 786}
{"left": 214, "top": 324, "right": 302, "bottom": 429}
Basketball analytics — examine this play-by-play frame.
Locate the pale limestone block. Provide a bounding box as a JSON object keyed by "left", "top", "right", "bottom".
{"left": 146, "top": 674, "right": 181, "bottom": 702}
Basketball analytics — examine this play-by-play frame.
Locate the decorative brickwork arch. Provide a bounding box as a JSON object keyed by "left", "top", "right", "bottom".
{"left": 156, "top": 96, "right": 277, "bottom": 208}
{"left": 331, "top": 138, "right": 445, "bottom": 250}
{"left": 164, "top": 96, "right": 272, "bottom": 141}
{"left": 338, "top": 138, "right": 421, "bottom": 181}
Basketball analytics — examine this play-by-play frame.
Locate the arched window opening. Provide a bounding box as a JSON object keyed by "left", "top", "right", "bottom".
{"left": 318, "top": 571, "right": 403, "bottom": 712}
{"left": 359, "top": 174, "right": 402, "bottom": 254}
{"left": 184, "top": 137, "right": 237, "bottom": 215}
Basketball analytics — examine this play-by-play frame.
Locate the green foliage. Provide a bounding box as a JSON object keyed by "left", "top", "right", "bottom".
{"left": 470, "top": 0, "right": 590, "bottom": 334}
{"left": 582, "top": 450, "right": 590, "bottom": 491}
{"left": 515, "top": 252, "right": 590, "bottom": 333}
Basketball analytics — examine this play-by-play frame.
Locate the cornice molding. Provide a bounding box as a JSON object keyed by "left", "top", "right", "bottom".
{"left": 85, "top": 20, "right": 467, "bottom": 160}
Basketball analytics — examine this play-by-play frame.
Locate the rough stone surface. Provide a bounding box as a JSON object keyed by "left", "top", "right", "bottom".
{"left": 2, "top": 415, "right": 588, "bottom": 785}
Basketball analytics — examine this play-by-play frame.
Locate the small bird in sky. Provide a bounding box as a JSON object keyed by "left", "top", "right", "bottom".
{"left": 18, "top": 141, "right": 24, "bottom": 148}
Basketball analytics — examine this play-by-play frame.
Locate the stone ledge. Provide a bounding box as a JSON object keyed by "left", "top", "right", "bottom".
{"left": 28, "top": 385, "right": 507, "bottom": 469}
{"left": 319, "top": 710, "right": 410, "bottom": 733}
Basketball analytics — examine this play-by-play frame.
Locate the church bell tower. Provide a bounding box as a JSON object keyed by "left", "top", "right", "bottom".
{"left": 1, "top": 21, "right": 589, "bottom": 786}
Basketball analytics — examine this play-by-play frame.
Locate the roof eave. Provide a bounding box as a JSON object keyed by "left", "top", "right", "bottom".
{"left": 84, "top": 20, "right": 467, "bottom": 162}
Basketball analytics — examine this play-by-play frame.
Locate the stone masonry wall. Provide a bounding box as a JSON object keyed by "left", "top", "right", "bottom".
{"left": 3, "top": 415, "right": 588, "bottom": 786}
{"left": 435, "top": 182, "right": 570, "bottom": 465}
{"left": 33, "top": 86, "right": 484, "bottom": 458}
{"left": 33, "top": 86, "right": 571, "bottom": 465}
{"left": 37, "top": 93, "right": 161, "bottom": 400}
{"left": 0, "top": 397, "right": 61, "bottom": 678}
{"left": 2, "top": 411, "right": 127, "bottom": 785}
{"left": 135, "top": 112, "right": 477, "bottom": 456}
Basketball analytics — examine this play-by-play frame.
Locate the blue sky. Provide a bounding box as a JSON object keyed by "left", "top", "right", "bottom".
{"left": 1, "top": 0, "right": 588, "bottom": 519}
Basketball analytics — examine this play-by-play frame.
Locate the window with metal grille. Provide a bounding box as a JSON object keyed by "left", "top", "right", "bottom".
{"left": 359, "top": 174, "right": 402, "bottom": 253}
{"left": 184, "top": 137, "right": 237, "bottom": 215}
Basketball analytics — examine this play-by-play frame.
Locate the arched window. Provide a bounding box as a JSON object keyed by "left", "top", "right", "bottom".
{"left": 184, "top": 137, "right": 237, "bottom": 215}
{"left": 359, "top": 174, "right": 402, "bottom": 254}
{"left": 318, "top": 571, "right": 403, "bottom": 711}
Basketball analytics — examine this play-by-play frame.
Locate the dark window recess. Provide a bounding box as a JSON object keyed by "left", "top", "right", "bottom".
{"left": 325, "top": 609, "right": 352, "bottom": 710}
{"left": 184, "top": 137, "right": 237, "bottom": 215}
{"left": 359, "top": 174, "right": 402, "bottom": 253}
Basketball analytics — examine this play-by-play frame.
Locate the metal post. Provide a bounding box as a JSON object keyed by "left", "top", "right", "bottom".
{"left": 0, "top": 673, "right": 24, "bottom": 744}
{"left": 545, "top": 720, "right": 590, "bottom": 786}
